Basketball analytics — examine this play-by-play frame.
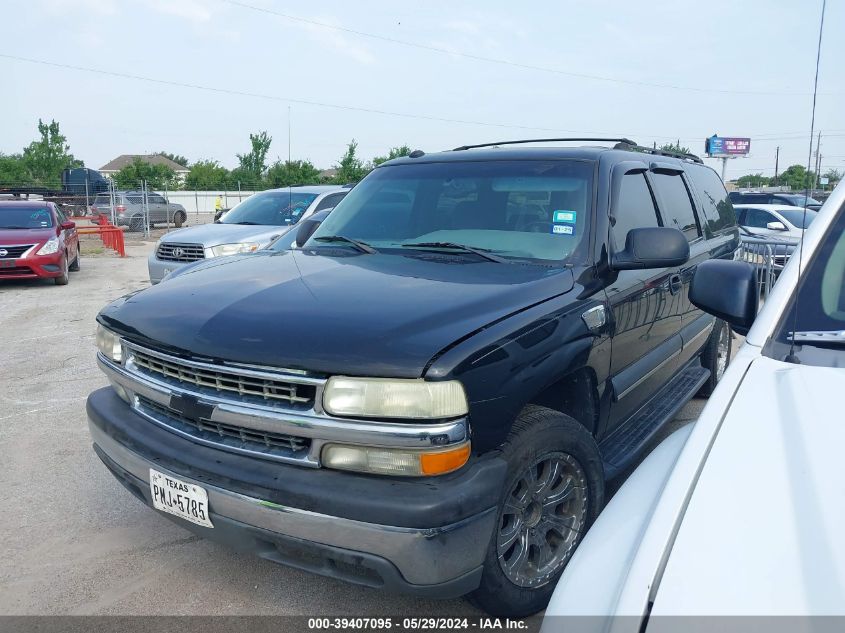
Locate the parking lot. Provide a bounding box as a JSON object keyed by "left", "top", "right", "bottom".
{"left": 0, "top": 238, "right": 710, "bottom": 616}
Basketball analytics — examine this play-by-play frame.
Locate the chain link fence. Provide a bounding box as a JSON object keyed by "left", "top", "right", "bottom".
{"left": 1, "top": 179, "right": 264, "bottom": 237}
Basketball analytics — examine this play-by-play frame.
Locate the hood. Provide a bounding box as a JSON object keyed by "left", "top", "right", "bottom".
{"left": 100, "top": 250, "right": 574, "bottom": 378}
{"left": 160, "top": 223, "right": 293, "bottom": 247}
{"left": 0, "top": 226, "right": 55, "bottom": 245}
{"left": 651, "top": 355, "right": 845, "bottom": 615}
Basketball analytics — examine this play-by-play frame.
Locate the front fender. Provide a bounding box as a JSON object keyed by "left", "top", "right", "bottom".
{"left": 542, "top": 423, "right": 694, "bottom": 624}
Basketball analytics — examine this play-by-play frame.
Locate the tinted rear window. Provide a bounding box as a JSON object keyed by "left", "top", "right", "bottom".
{"left": 651, "top": 173, "right": 700, "bottom": 241}
{"left": 689, "top": 166, "right": 736, "bottom": 233}
{"left": 612, "top": 173, "right": 660, "bottom": 248}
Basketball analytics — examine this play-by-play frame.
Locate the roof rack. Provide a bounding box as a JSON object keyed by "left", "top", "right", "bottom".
{"left": 452, "top": 137, "right": 637, "bottom": 151}
{"left": 613, "top": 141, "right": 703, "bottom": 164}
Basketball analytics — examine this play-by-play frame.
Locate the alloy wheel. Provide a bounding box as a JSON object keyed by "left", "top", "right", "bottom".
{"left": 496, "top": 452, "right": 588, "bottom": 588}
{"left": 716, "top": 323, "right": 730, "bottom": 380}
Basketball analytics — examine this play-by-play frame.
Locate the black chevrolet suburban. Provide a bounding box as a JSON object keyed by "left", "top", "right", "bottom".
{"left": 87, "top": 139, "right": 739, "bottom": 616}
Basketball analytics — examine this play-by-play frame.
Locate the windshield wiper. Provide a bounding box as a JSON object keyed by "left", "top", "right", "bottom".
{"left": 791, "top": 330, "right": 845, "bottom": 347}
{"left": 400, "top": 241, "right": 508, "bottom": 263}
{"left": 230, "top": 221, "right": 262, "bottom": 225}
{"left": 313, "top": 235, "right": 377, "bottom": 254}
{"left": 1, "top": 226, "right": 32, "bottom": 229}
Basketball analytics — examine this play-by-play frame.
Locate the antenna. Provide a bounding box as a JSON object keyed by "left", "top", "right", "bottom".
{"left": 786, "top": 0, "right": 826, "bottom": 364}
{"left": 287, "top": 105, "right": 292, "bottom": 209}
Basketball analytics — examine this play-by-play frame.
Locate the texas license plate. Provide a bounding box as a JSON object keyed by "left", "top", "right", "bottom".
{"left": 149, "top": 468, "right": 213, "bottom": 528}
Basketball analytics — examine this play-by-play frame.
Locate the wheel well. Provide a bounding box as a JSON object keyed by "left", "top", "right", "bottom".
{"left": 527, "top": 368, "right": 599, "bottom": 436}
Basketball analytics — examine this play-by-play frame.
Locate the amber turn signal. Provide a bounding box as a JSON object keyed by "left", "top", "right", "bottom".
{"left": 420, "top": 443, "right": 472, "bottom": 476}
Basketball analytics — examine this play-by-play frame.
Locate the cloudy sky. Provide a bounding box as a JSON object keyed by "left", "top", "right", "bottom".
{"left": 1, "top": 0, "right": 843, "bottom": 180}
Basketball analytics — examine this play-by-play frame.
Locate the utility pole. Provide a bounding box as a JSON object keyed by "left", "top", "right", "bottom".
{"left": 814, "top": 131, "right": 822, "bottom": 188}
{"left": 774, "top": 146, "right": 780, "bottom": 186}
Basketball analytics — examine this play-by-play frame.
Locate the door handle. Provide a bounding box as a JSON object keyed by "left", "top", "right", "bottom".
{"left": 669, "top": 273, "right": 683, "bottom": 295}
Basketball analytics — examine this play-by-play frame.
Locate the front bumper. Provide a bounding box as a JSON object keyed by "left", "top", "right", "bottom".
{"left": 147, "top": 252, "right": 190, "bottom": 284}
{"left": 0, "top": 251, "right": 64, "bottom": 279}
{"left": 87, "top": 387, "right": 505, "bottom": 596}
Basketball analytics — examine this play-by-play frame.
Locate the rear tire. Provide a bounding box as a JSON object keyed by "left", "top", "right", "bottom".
{"left": 173, "top": 210, "right": 186, "bottom": 228}
{"left": 467, "top": 406, "right": 604, "bottom": 617}
{"left": 697, "top": 319, "right": 732, "bottom": 397}
{"left": 128, "top": 215, "right": 145, "bottom": 232}
{"left": 54, "top": 254, "right": 69, "bottom": 285}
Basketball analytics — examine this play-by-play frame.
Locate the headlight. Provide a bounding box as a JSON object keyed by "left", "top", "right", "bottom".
{"left": 96, "top": 324, "right": 122, "bottom": 362}
{"left": 323, "top": 377, "right": 468, "bottom": 419}
{"left": 209, "top": 242, "right": 260, "bottom": 257}
{"left": 322, "top": 442, "right": 471, "bottom": 476}
{"left": 36, "top": 237, "right": 59, "bottom": 255}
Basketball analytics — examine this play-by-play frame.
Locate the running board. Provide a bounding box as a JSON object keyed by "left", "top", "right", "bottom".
{"left": 600, "top": 364, "right": 710, "bottom": 480}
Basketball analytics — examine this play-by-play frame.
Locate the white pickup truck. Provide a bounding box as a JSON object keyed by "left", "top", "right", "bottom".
{"left": 544, "top": 179, "right": 845, "bottom": 629}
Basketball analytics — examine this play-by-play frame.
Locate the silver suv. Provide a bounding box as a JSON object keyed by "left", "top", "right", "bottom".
{"left": 147, "top": 185, "right": 349, "bottom": 284}
{"left": 91, "top": 191, "right": 187, "bottom": 231}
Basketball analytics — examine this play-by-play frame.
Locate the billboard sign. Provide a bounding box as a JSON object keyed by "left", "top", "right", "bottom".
{"left": 705, "top": 136, "right": 751, "bottom": 157}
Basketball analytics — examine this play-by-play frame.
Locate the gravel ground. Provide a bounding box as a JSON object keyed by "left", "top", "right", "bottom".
{"left": 0, "top": 241, "right": 718, "bottom": 616}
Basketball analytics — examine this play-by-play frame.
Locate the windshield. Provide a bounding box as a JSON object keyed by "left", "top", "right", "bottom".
{"left": 768, "top": 197, "right": 845, "bottom": 366}
{"left": 0, "top": 206, "right": 54, "bottom": 229}
{"left": 221, "top": 191, "right": 318, "bottom": 226}
{"left": 779, "top": 209, "right": 817, "bottom": 228}
{"left": 307, "top": 160, "right": 594, "bottom": 264}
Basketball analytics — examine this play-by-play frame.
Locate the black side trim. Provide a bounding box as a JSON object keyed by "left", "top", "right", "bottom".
{"left": 680, "top": 313, "right": 715, "bottom": 351}
{"left": 611, "top": 334, "right": 683, "bottom": 401}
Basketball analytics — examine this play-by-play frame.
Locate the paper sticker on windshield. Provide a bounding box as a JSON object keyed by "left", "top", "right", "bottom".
{"left": 553, "top": 210, "right": 577, "bottom": 223}
{"left": 552, "top": 224, "right": 575, "bottom": 236}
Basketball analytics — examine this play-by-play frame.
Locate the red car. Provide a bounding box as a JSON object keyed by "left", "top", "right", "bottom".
{"left": 0, "top": 200, "right": 80, "bottom": 285}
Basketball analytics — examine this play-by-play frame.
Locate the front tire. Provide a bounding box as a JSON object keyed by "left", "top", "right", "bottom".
{"left": 54, "top": 253, "right": 69, "bottom": 285}
{"left": 468, "top": 406, "right": 604, "bottom": 617}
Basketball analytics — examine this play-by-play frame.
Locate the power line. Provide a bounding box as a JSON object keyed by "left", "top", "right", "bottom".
{"left": 221, "top": 0, "right": 840, "bottom": 97}
{"left": 3, "top": 53, "right": 844, "bottom": 157}
{"left": 0, "top": 52, "right": 584, "bottom": 134}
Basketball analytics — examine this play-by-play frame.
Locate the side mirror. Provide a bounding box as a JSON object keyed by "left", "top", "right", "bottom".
{"left": 611, "top": 227, "right": 690, "bottom": 270}
{"left": 60, "top": 221, "right": 76, "bottom": 230}
{"left": 294, "top": 211, "right": 330, "bottom": 247}
{"left": 766, "top": 221, "right": 787, "bottom": 231}
{"left": 690, "top": 260, "right": 758, "bottom": 335}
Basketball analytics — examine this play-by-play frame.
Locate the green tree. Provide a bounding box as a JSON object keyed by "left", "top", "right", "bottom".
{"left": 333, "top": 139, "right": 370, "bottom": 183}
{"left": 735, "top": 173, "right": 771, "bottom": 188}
{"left": 659, "top": 140, "right": 691, "bottom": 155}
{"left": 372, "top": 144, "right": 413, "bottom": 166}
{"left": 21, "top": 119, "right": 82, "bottom": 187}
{"left": 778, "top": 164, "right": 816, "bottom": 192}
{"left": 157, "top": 151, "right": 189, "bottom": 168}
{"left": 0, "top": 154, "right": 32, "bottom": 186}
{"left": 229, "top": 167, "right": 264, "bottom": 190}
{"left": 185, "top": 160, "right": 231, "bottom": 190}
{"left": 265, "top": 159, "right": 321, "bottom": 188}
{"left": 113, "top": 157, "right": 177, "bottom": 190}
{"left": 236, "top": 131, "right": 272, "bottom": 181}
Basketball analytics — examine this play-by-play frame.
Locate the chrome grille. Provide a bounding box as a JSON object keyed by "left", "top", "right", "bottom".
{"left": 136, "top": 396, "right": 311, "bottom": 457}
{"left": 127, "top": 344, "right": 317, "bottom": 408}
{"left": 0, "top": 244, "right": 34, "bottom": 259}
{"left": 156, "top": 242, "right": 205, "bottom": 262}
